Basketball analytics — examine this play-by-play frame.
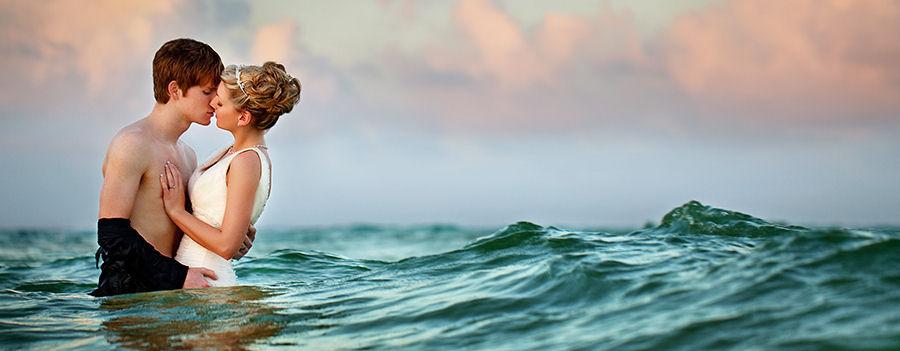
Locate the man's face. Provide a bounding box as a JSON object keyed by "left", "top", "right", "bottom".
{"left": 178, "top": 82, "right": 217, "bottom": 126}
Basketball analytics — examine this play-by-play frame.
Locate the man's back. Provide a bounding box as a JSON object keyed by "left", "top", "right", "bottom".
{"left": 99, "top": 118, "right": 197, "bottom": 257}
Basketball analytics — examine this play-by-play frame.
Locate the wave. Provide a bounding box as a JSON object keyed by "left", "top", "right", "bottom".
{"left": 2, "top": 201, "right": 899, "bottom": 350}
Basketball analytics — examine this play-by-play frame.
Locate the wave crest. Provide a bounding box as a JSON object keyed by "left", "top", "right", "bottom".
{"left": 657, "top": 201, "right": 806, "bottom": 236}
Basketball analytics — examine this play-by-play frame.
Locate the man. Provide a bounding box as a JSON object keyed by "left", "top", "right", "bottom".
{"left": 91, "top": 38, "right": 254, "bottom": 296}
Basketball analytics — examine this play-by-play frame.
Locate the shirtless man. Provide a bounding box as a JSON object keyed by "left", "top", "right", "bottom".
{"left": 91, "top": 38, "right": 254, "bottom": 296}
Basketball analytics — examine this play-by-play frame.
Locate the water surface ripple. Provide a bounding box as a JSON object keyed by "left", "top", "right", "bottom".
{"left": 1, "top": 201, "right": 898, "bottom": 350}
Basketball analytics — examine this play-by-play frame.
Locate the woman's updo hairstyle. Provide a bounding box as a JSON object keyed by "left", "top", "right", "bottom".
{"left": 221, "top": 61, "right": 301, "bottom": 130}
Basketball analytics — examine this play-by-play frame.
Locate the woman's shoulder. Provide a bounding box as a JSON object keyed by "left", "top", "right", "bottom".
{"left": 231, "top": 149, "right": 262, "bottom": 166}
{"left": 227, "top": 150, "right": 263, "bottom": 182}
{"left": 230, "top": 147, "right": 270, "bottom": 168}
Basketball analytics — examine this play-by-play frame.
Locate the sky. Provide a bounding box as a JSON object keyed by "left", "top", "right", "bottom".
{"left": 1, "top": 0, "right": 899, "bottom": 229}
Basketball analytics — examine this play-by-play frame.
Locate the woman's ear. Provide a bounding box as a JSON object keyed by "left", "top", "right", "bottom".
{"left": 167, "top": 81, "right": 181, "bottom": 101}
{"left": 238, "top": 110, "right": 253, "bottom": 127}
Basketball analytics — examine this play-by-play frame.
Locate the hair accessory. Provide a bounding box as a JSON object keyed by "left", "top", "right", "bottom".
{"left": 235, "top": 65, "right": 248, "bottom": 95}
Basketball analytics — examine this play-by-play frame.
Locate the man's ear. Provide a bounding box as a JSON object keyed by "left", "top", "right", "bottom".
{"left": 167, "top": 81, "right": 181, "bottom": 101}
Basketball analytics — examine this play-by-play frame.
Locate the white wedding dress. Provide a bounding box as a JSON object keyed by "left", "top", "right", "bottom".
{"left": 175, "top": 146, "right": 271, "bottom": 286}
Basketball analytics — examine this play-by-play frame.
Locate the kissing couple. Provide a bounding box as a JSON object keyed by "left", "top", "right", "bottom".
{"left": 91, "top": 38, "right": 301, "bottom": 296}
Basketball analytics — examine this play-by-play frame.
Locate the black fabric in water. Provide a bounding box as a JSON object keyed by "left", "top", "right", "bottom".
{"left": 90, "top": 218, "right": 188, "bottom": 297}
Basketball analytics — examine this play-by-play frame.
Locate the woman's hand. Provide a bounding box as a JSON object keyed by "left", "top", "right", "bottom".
{"left": 160, "top": 161, "right": 187, "bottom": 217}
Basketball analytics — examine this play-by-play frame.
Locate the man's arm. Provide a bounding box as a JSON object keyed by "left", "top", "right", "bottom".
{"left": 98, "top": 133, "right": 145, "bottom": 219}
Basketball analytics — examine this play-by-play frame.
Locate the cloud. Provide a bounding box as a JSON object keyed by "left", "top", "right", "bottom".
{"left": 431, "top": 0, "right": 645, "bottom": 91}
{"left": 0, "top": 0, "right": 175, "bottom": 99}
{"left": 363, "top": 0, "right": 900, "bottom": 133}
{"left": 666, "top": 0, "right": 900, "bottom": 121}
{"left": 453, "top": 0, "right": 546, "bottom": 88}
{"left": 359, "top": 0, "right": 660, "bottom": 133}
{"left": 3, "top": 0, "right": 897, "bottom": 137}
{"left": 252, "top": 22, "right": 296, "bottom": 64}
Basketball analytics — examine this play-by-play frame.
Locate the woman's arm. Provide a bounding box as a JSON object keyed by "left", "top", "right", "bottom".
{"left": 161, "top": 152, "right": 262, "bottom": 260}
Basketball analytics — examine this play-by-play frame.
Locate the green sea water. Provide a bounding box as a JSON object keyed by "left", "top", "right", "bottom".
{"left": 1, "top": 201, "right": 898, "bottom": 350}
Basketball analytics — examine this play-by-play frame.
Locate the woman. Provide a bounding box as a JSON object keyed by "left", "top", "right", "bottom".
{"left": 161, "top": 62, "right": 301, "bottom": 286}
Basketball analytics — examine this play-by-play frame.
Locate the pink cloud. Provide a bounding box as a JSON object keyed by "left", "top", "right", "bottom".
{"left": 0, "top": 0, "right": 175, "bottom": 98}
{"left": 407, "top": 0, "right": 900, "bottom": 131}
{"left": 430, "top": 0, "right": 649, "bottom": 91}
{"left": 383, "top": 0, "right": 653, "bottom": 132}
{"left": 450, "top": 0, "right": 546, "bottom": 88}
{"left": 5, "top": 0, "right": 896, "bottom": 137}
{"left": 252, "top": 22, "right": 296, "bottom": 64}
{"left": 666, "top": 0, "right": 900, "bottom": 120}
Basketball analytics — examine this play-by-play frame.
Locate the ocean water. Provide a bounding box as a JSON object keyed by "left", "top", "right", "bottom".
{"left": 1, "top": 201, "right": 898, "bottom": 350}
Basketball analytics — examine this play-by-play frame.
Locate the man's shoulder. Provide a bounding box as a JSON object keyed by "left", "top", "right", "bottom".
{"left": 112, "top": 119, "right": 156, "bottom": 147}
{"left": 106, "top": 122, "right": 155, "bottom": 166}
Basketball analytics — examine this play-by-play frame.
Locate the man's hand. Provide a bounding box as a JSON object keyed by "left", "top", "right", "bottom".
{"left": 183, "top": 267, "right": 218, "bottom": 289}
{"left": 233, "top": 224, "right": 256, "bottom": 260}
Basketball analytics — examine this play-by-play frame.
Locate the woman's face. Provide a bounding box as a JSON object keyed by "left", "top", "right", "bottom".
{"left": 210, "top": 82, "right": 242, "bottom": 131}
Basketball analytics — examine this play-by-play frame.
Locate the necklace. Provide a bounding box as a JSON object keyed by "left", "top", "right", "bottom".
{"left": 226, "top": 144, "right": 268, "bottom": 155}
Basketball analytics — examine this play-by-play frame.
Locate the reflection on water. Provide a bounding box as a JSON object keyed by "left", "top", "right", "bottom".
{"left": 100, "top": 286, "right": 286, "bottom": 350}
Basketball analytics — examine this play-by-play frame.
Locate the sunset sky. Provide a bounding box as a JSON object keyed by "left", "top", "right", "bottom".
{"left": 2, "top": 0, "right": 899, "bottom": 228}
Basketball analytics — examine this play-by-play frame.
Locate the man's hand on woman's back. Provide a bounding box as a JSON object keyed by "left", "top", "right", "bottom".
{"left": 183, "top": 267, "right": 218, "bottom": 288}
{"left": 233, "top": 225, "right": 256, "bottom": 260}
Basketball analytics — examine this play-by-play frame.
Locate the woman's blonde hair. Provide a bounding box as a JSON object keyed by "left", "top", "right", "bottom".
{"left": 221, "top": 62, "right": 301, "bottom": 130}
